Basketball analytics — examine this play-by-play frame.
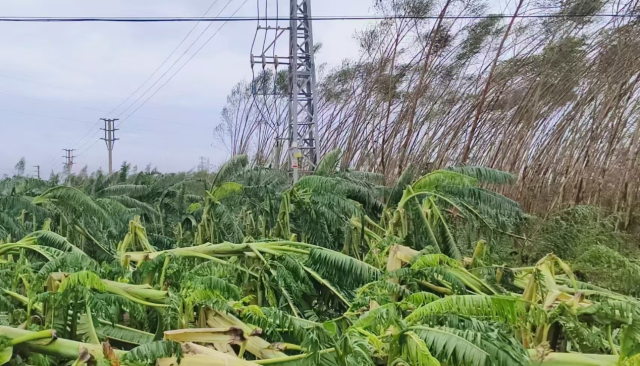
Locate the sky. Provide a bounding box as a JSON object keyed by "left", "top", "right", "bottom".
{"left": 0, "top": 0, "right": 374, "bottom": 176}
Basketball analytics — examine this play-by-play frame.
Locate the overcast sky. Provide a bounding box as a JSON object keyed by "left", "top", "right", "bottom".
{"left": 0, "top": 0, "right": 374, "bottom": 176}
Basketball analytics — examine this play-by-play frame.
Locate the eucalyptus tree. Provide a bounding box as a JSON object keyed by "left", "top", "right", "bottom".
{"left": 218, "top": 0, "right": 640, "bottom": 222}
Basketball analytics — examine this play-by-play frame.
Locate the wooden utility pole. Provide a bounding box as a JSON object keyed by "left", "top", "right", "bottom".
{"left": 101, "top": 118, "right": 119, "bottom": 175}
{"left": 33, "top": 165, "right": 40, "bottom": 179}
{"left": 62, "top": 149, "right": 75, "bottom": 187}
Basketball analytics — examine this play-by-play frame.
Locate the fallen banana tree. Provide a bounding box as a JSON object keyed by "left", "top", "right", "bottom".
{"left": 0, "top": 326, "right": 629, "bottom": 365}
{"left": 0, "top": 327, "right": 125, "bottom": 362}
{"left": 157, "top": 342, "right": 261, "bottom": 366}
{"left": 47, "top": 271, "right": 170, "bottom": 308}
{"left": 3, "top": 210, "right": 640, "bottom": 365}
{"left": 121, "top": 240, "right": 317, "bottom": 267}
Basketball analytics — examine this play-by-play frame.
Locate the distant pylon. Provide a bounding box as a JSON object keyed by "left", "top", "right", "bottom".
{"left": 101, "top": 118, "right": 119, "bottom": 175}
{"left": 33, "top": 165, "right": 40, "bottom": 179}
{"left": 198, "top": 156, "right": 211, "bottom": 172}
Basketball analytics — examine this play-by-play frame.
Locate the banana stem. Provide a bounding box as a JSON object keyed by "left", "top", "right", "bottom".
{"left": 0, "top": 326, "right": 125, "bottom": 360}
{"left": 9, "top": 329, "right": 55, "bottom": 346}
{"left": 254, "top": 348, "right": 335, "bottom": 365}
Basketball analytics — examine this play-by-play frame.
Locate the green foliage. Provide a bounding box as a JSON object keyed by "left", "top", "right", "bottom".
{"left": 573, "top": 245, "right": 640, "bottom": 296}
{"left": 315, "top": 148, "right": 342, "bottom": 176}
{"left": 58, "top": 271, "right": 107, "bottom": 293}
{"left": 406, "top": 295, "right": 530, "bottom": 325}
{"left": 308, "top": 248, "right": 382, "bottom": 289}
{"left": 34, "top": 186, "right": 109, "bottom": 222}
{"left": 22, "top": 230, "right": 85, "bottom": 255}
{"left": 524, "top": 205, "right": 627, "bottom": 263}
{"left": 398, "top": 331, "right": 441, "bottom": 366}
{"left": 445, "top": 166, "right": 516, "bottom": 185}
{"left": 409, "top": 326, "right": 490, "bottom": 366}
{"left": 96, "top": 323, "right": 154, "bottom": 345}
{"left": 212, "top": 154, "right": 248, "bottom": 186}
{"left": 121, "top": 341, "right": 183, "bottom": 364}
{"left": 97, "top": 184, "right": 151, "bottom": 198}
{"left": 1, "top": 156, "right": 640, "bottom": 366}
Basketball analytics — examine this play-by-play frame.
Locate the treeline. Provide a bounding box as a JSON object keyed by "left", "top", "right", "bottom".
{"left": 216, "top": 0, "right": 640, "bottom": 225}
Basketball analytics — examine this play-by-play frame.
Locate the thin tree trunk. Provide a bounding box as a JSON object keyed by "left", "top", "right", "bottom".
{"left": 460, "top": 0, "right": 525, "bottom": 163}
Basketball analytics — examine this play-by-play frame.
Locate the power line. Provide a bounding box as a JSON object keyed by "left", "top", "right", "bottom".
{"left": 75, "top": 0, "right": 251, "bottom": 158}
{"left": 0, "top": 66, "right": 208, "bottom": 170}
{"left": 0, "top": 105, "right": 102, "bottom": 171}
{"left": 72, "top": 125, "right": 104, "bottom": 157}
{"left": 0, "top": 13, "right": 635, "bottom": 22}
{"left": 24, "top": 8, "right": 630, "bottom": 170}
{"left": 112, "top": 0, "right": 236, "bottom": 119}
{"left": 44, "top": 118, "right": 101, "bottom": 171}
{"left": 104, "top": 0, "right": 222, "bottom": 117}
{"left": 63, "top": 1, "right": 234, "bottom": 162}
{"left": 0, "top": 93, "right": 108, "bottom": 158}
{"left": 115, "top": 0, "right": 251, "bottom": 127}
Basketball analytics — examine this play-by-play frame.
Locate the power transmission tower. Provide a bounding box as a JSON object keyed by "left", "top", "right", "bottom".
{"left": 62, "top": 149, "right": 75, "bottom": 186}
{"left": 101, "top": 118, "right": 119, "bottom": 175}
{"left": 288, "top": 0, "right": 319, "bottom": 181}
{"left": 198, "top": 156, "right": 211, "bottom": 172}
{"left": 33, "top": 165, "right": 40, "bottom": 179}
{"left": 251, "top": 0, "right": 319, "bottom": 182}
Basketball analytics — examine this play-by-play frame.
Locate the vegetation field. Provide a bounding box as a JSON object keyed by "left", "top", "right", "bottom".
{"left": 1, "top": 151, "right": 640, "bottom": 365}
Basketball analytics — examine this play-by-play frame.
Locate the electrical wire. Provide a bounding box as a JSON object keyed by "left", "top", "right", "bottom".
{"left": 0, "top": 13, "right": 635, "bottom": 21}
{"left": 19, "top": 9, "right": 635, "bottom": 166}
{"left": 45, "top": 118, "right": 101, "bottom": 170}
{"left": 114, "top": 0, "right": 251, "bottom": 128}
{"left": 103, "top": 0, "right": 222, "bottom": 117}
{"left": 75, "top": 0, "right": 251, "bottom": 158}
{"left": 249, "top": 0, "right": 284, "bottom": 135}
{"left": 0, "top": 75, "right": 185, "bottom": 162}
{"left": 0, "top": 73, "right": 120, "bottom": 97}
{"left": 111, "top": 0, "right": 235, "bottom": 120}
{"left": 72, "top": 0, "right": 238, "bottom": 161}
{"left": 0, "top": 87, "right": 204, "bottom": 171}
{"left": 0, "top": 103, "right": 98, "bottom": 170}
{"left": 249, "top": 0, "right": 275, "bottom": 131}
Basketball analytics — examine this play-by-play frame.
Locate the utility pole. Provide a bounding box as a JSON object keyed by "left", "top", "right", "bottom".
{"left": 250, "top": 0, "right": 319, "bottom": 182}
{"left": 33, "top": 165, "right": 40, "bottom": 179}
{"left": 100, "top": 118, "right": 119, "bottom": 175}
{"left": 62, "top": 149, "right": 75, "bottom": 187}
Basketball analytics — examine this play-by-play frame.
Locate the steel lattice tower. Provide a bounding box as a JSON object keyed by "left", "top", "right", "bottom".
{"left": 251, "top": 0, "right": 318, "bottom": 181}
{"left": 288, "top": 0, "right": 319, "bottom": 180}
